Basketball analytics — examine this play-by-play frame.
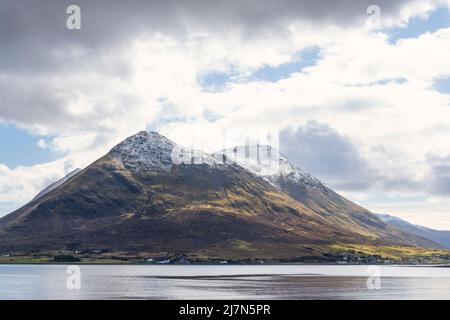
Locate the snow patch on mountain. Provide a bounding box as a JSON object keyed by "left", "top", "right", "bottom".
{"left": 109, "top": 131, "right": 176, "bottom": 172}
{"left": 109, "top": 131, "right": 223, "bottom": 172}
{"left": 276, "top": 154, "right": 326, "bottom": 189}
{"left": 109, "top": 132, "right": 326, "bottom": 192}
{"left": 219, "top": 145, "right": 325, "bottom": 190}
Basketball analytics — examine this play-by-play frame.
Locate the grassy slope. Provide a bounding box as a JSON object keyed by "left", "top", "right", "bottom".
{"left": 328, "top": 243, "right": 450, "bottom": 261}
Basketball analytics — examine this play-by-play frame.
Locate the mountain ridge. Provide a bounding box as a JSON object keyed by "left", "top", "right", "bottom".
{"left": 377, "top": 213, "right": 450, "bottom": 249}
{"left": 0, "top": 131, "right": 440, "bottom": 260}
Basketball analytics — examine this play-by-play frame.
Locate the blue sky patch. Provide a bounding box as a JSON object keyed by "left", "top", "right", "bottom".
{"left": 198, "top": 46, "right": 321, "bottom": 90}
{"left": 0, "top": 123, "right": 58, "bottom": 168}
{"left": 433, "top": 76, "right": 450, "bottom": 94}
{"left": 387, "top": 6, "right": 450, "bottom": 44}
{"left": 0, "top": 202, "right": 20, "bottom": 216}
{"left": 198, "top": 69, "right": 238, "bottom": 90}
{"left": 249, "top": 46, "right": 320, "bottom": 82}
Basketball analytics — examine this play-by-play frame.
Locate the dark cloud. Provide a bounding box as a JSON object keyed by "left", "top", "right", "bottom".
{"left": 0, "top": 77, "right": 74, "bottom": 126}
{"left": 427, "top": 154, "right": 450, "bottom": 196}
{"left": 0, "top": 0, "right": 411, "bottom": 72}
{"left": 0, "top": 0, "right": 415, "bottom": 127}
{"left": 280, "top": 123, "right": 450, "bottom": 197}
{"left": 280, "top": 120, "right": 375, "bottom": 191}
{"left": 0, "top": 76, "right": 143, "bottom": 132}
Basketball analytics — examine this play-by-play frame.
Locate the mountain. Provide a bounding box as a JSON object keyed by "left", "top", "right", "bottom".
{"left": 0, "top": 131, "right": 438, "bottom": 260}
{"left": 33, "top": 168, "right": 82, "bottom": 200}
{"left": 377, "top": 214, "right": 450, "bottom": 249}
{"left": 220, "top": 145, "right": 416, "bottom": 243}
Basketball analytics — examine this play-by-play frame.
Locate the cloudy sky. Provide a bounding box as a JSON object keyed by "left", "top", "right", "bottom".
{"left": 1, "top": 0, "right": 450, "bottom": 229}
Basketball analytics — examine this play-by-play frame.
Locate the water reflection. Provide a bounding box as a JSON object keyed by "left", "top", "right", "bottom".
{"left": 1, "top": 265, "right": 450, "bottom": 299}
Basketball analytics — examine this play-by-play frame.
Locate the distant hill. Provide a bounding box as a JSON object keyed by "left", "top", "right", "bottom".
{"left": 377, "top": 214, "right": 450, "bottom": 249}
{"left": 0, "top": 131, "right": 438, "bottom": 260}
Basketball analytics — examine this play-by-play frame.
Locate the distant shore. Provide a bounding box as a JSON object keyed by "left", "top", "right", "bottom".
{"left": 3, "top": 244, "right": 450, "bottom": 265}
{"left": 1, "top": 256, "right": 449, "bottom": 266}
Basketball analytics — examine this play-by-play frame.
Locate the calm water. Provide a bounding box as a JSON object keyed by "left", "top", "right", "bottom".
{"left": 1, "top": 264, "right": 450, "bottom": 299}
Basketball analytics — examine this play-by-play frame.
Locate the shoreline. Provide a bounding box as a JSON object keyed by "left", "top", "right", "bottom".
{"left": 1, "top": 262, "right": 449, "bottom": 266}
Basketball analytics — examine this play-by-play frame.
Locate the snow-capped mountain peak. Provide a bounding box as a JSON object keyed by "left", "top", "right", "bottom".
{"left": 109, "top": 131, "right": 223, "bottom": 172}
{"left": 108, "top": 132, "right": 325, "bottom": 191}
{"left": 109, "top": 131, "right": 176, "bottom": 172}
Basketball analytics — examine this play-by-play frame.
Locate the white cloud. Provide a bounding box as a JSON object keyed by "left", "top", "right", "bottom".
{"left": 36, "top": 139, "right": 49, "bottom": 149}
{"left": 0, "top": 161, "right": 65, "bottom": 203}
{"left": 2, "top": 0, "right": 450, "bottom": 223}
